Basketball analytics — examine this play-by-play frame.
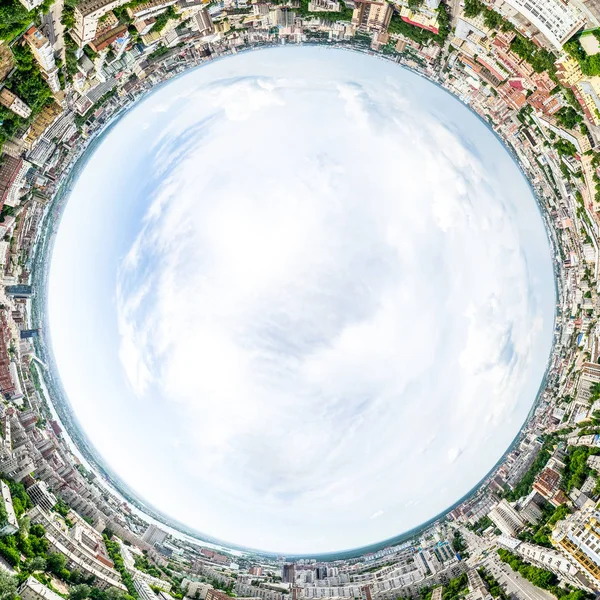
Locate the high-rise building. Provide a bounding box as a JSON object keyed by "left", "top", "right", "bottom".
{"left": 282, "top": 564, "right": 295, "bottom": 584}
{"left": 195, "top": 8, "right": 214, "bottom": 36}
{"left": 133, "top": 577, "right": 159, "bottom": 600}
{"left": 552, "top": 507, "right": 600, "bottom": 589}
{"left": 27, "top": 481, "right": 58, "bottom": 512}
{"left": 0, "top": 89, "right": 32, "bottom": 119}
{"left": 501, "top": 0, "right": 584, "bottom": 50}
{"left": 142, "top": 523, "right": 168, "bottom": 546}
{"left": 19, "top": 329, "right": 39, "bottom": 340}
{"left": 499, "top": 534, "right": 592, "bottom": 591}
{"left": 5, "top": 285, "right": 33, "bottom": 298}
{"left": 23, "top": 27, "right": 60, "bottom": 92}
{"left": 488, "top": 499, "right": 526, "bottom": 537}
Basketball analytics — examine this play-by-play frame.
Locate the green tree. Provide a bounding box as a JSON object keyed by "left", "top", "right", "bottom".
{"left": 47, "top": 552, "right": 67, "bottom": 575}
{"left": 554, "top": 139, "right": 577, "bottom": 157}
{"left": 0, "top": 571, "right": 17, "bottom": 600}
{"left": 0, "top": 0, "right": 33, "bottom": 40}
{"left": 70, "top": 585, "right": 92, "bottom": 600}
{"left": 555, "top": 106, "right": 583, "bottom": 129}
{"left": 28, "top": 556, "right": 47, "bottom": 572}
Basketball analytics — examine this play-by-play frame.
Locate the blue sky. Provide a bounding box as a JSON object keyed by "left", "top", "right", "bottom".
{"left": 48, "top": 47, "right": 555, "bottom": 554}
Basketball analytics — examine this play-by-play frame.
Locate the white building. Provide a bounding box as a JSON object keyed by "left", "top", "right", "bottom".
{"left": 27, "top": 505, "right": 126, "bottom": 590}
{"left": 142, "top": 523, "right": 168, "bottom": 546}
{"left": 498, "top": 535, "right": 592, "bottom": 591}
{"left": 0, "top": 89, "right": 31, "bottom": 120}
{"left": 488, "top": 499, "right": 526, "bottom": 536}
{"left": 17, "top": 0, "right": 44, "bottom": 10}
{"left": 72, "top": 0, "right": 129, "bottom": 47}
{"left": 23, "top": 26, "right": 61, "bottom": 92}
{"left": 182, "top": 580, "right": 213, "bottom": 599}
{"left": 19, "top": 577, "right": 64, "bottom": 600}
{"left": 134, "top": 577, "right": 159, "bottom": 600}
{"left": 500, "top": 0, "right": 584, "bottom": 50}
{"left": 27, "top": 481, "right": 57, "bottom": 512}
{"left": 0, "top": 481, "right": 19, "bottom": 536}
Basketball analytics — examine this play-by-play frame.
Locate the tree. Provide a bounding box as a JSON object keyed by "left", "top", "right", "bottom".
{"left": 0, "top": 571, "right": 17, "bottom": 600}
{"left": 0, "top": 0, "right": 32, "bottom": 40}
{"left": 70, "top": 585, "right": 92, "bottom": 600}
{"left": 463, "top": 0, "right": 484, "bottom": 17}
{"left": 29, "top": 524, "right": 45, "bottom": 538}
{"left": 556, "top": 106, "right": 583, "bottom": 130}
{"left": 47, "top": 552, "right": 67, "bottom": 575}
{"left": 105, "top": 588, "right": 131, "bottom": 600}
{"left": 18, "top": 516, "right": 30, "bottom": 535}
{"left": 554, "top": 139, "right": 577, "bottom": 157}
{"left": 28, "top": 556, "right": 47, "bottom": 572}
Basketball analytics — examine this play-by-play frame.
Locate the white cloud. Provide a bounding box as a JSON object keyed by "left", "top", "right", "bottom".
{"left": 48, "top": 48, "right": 555, "bottom": 554}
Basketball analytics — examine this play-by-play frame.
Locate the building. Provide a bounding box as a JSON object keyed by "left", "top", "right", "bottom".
{"left": 552, "top": 507, "right": 600, "bottom": 589}
{"left": 5, "top": 285, "right": 33, "bottom": 298}
{"left": 351, "top": 0, "right": 392, "bottom": 33}
{"left": 17, "top": 0, "right": 44, "bottom": 9}
{"left": 19, "top": 577, "right": 64, "bottom": 600}
{"left": 0, "top": 481, "right": 19, "bottom": 536}
{"left": 27, "top": 481, "right": 58, "bottom": 512}
{"left": 134, "top": 577, "right": 159, "bottom": 600}
{"left": 465, "top": 570, "right": 491, "bottom": 600}
{"left": 0, "top": 156, "right": 26, "bottom": 209}
{"left": 142, "top": 523, "right": 168, "bottom": 546}
{"left": 195, "top": 8, "right": 214, "bottom": 36}
{"left": 205, "top": 591, "right": 233, "bottom": 600}
{"left": 488, "top": 499, "right": 526, "bottom": 536}
{"left": 500, "top": 0, "right": 584, "bottom": 50}
{"left": 72, "top": 0, "right": 129, "bottom": 47}
{"left": 20, "top": 330, "right": 39, "bottom": 340}
{"left": 282, "top": 563, "right": 295, "bottom": 583}
{"left": 498, "top": 535, "right": 592, "bottom": 591}
{"left": 431, "top": 588, "right": 442, "bottom": 600}
{"left": 0, "top": 89, "right": 32, "bottom": 119}
{"left": 518, "top": 491, "right": 545, "bottom": 525}
{"left": 182, "top": 580, "right": 213, "bottom": 599}
{"left": 28, "top": 505, "right": 126, "bottom": 590}
{"left": 23, "top": 27, "right": 60, "bottom": 92}
{"left": 533, "top": 467, "right": 567, "bottom": 506}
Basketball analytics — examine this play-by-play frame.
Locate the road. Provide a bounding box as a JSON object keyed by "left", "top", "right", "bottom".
{"left": 482, "top": 555, "right": 556, "bottom": 600}
{"left": 40, "top": 0, "right": 66, "bottom": 63}
{"left": 449, "top": 0, "right": 461, "bottom": 27}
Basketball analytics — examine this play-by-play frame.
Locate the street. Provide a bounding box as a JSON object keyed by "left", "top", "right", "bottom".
{"left": 482, "top": 555, "right": 557, "bottom": 600}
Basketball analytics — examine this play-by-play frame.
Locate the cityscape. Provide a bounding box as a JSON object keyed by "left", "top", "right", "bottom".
{"left": 2, "top": 0, "right": 600, "bottom": 595}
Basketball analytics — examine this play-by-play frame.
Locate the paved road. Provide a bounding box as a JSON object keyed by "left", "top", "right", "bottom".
{"left": 449, "top": 0, "right": 461, "bottom": 27}
{"left": 482, "top": 555, "right": 556, "bottom": 600}
{"left": 41, "top": 0, "right": 66, "bottom": 63}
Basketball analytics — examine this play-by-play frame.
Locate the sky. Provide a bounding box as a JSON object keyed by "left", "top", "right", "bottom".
{"left": 48, "top": 47, "right": 556, "bottom": 554}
